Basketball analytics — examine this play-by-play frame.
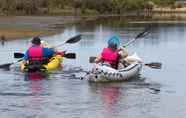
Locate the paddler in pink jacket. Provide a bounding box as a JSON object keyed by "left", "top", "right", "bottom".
{"left": 95, "top": 35, "right": 128, "bottom": 69}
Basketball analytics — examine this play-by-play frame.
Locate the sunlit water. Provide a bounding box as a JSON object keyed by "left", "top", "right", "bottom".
{"left": 0, "top": 18, "right": 186, "bottom": 118}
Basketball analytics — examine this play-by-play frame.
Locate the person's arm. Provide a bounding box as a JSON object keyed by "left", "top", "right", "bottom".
{"left": 22, "top": 50, "right": 29, "bottom": 64}
{"left": 23, "top": 50, "right": 29, "bottom": 61}
{"left": 43, "top": 48, "right": 55, "bottom": 58}
{"left": 95, "top": 54, "right": 102, "bottom": 63}
{"left": 95, "top": 49, "right": 105, "bottom": 63}
{"left": 118, "top": 47, "right": 128, "bottom": 58}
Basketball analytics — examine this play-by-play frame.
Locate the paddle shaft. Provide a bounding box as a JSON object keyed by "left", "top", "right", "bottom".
{"left": 0, "top": 58, "right": 23, "bottom": 69}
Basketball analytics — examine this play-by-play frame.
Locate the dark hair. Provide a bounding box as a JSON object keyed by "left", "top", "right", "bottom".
{"left": 32, "top": 37, "right": 41, "bottom": 45}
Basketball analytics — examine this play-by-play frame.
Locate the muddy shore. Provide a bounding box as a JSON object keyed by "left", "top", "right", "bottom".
{"left": 0, "top": 16, "right": 87, "bottom": 40}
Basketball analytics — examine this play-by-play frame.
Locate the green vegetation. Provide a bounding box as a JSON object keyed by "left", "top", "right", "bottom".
{"left": 0, "top": 0, "right": 175, "bottom": 15}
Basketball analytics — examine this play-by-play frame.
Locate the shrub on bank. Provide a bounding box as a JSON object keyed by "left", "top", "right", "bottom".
{"left": 0, "top": 0, "right": 176, "bottom": 15}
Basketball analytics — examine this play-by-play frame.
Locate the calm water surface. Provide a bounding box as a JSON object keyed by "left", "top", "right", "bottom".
{"left": 0, "top": 18, "right": 186, "bottom": 118}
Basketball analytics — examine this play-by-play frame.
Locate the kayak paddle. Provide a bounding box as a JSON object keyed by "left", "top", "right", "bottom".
{"left": 0, "top": 52, "right": 76, "bottom": 69}
{"left": 89, "top": 56, "right": 162, "bottom": 69}
{"left": 14, "top": 53, "right": 24, "bottom": 58}
{"left": 55, "top": 34, "right": 81, "bottom": 48}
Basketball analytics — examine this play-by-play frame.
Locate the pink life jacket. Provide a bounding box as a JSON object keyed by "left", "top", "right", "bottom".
{"left": 101, "top": 48, "right": 119, "bottom": 69}
{"left": 28, "top": 46, "right": 43, "bottom": 63}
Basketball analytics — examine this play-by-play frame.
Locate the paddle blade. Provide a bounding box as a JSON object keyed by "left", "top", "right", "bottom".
{"left": 0, "top": 63, "right": 12, "bottom": 69}
{"left": 89, "top": 56, "right": 97, "bottom": 63}
{"left": 123, "top": 27, "right": 150, "bottom": 48}
{"left": 64, "top": 53, "right": 76, "bottom": 59}
{"left": 135, "top": 27, "right": 150, "bottom": 39}
{"left": 65, "top": 34, "right": 81, "bottom": 44}
{"left": 14, "top": 52, "right": 24, "bottom": 58}
{"left": 0, "top": 59, "right": 23, "bottom": 69}
{"left": 144, "top": 62, "right": 162, "bottom": 69}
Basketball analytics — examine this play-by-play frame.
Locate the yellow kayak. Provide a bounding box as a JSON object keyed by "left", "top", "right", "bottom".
{"left": 20, "top": 54, "right": 63, "bottom": 72}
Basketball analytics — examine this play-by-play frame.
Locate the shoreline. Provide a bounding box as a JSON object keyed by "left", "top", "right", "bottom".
{"left": 1, "top": 13, "right": 186, "bottom": 40}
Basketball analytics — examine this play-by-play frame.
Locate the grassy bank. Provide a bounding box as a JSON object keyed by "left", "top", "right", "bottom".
{"left": 0, "top": 0, "right": 175, "bottom": 16}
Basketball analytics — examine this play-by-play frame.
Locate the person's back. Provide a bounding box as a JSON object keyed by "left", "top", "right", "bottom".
{"left": 28, "top": 45, "right": 43, "bottom": 62}
{"left": 101, "top": 45, "right": 119, "bottom": 69}
{"left": 23, "top": 37, "right": 55, "bottom": 65}
{"left": 95, "top": 36, "right": 120, "bottom": 69}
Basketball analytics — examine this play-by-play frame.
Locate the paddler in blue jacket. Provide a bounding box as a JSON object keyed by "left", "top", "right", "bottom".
{"left": 23, "top": 37, "right": 55, "bottom": 64}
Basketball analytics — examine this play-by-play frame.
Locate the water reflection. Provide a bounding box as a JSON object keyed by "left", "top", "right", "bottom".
{"left": 24, "top": 72, "right": 50, "bottom": 110}
{"left": 87, "top": 76, "right": 161, "bottom": 118}
{"left": 24, "top": 72, "right": 49, "bottom": 81}
{"left": 28, "top": 79, "right": 43, "bottom": 109}
{"left": 88, "top": 83, "right": 122, "bottom": 118}
{"left": 100, "top": 86, "right": 120, "bottom": 118}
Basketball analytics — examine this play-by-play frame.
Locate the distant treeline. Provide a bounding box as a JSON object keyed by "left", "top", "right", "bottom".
{"left": 0, "top": 0, "right": 175, "bottom": 15}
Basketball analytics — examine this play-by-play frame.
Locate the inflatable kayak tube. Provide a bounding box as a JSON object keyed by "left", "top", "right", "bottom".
{"left": 86, "top": 62, "right": 142, "bottom": 82}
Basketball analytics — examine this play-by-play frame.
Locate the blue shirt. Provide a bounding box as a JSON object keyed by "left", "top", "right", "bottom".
{"left": 23, "top": 46, "right": 55, "bottom": 61}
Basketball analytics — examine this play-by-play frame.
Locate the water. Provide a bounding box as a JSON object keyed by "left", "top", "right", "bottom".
{"left": 0, "top": 17, "right": 186, "bottom": 118}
